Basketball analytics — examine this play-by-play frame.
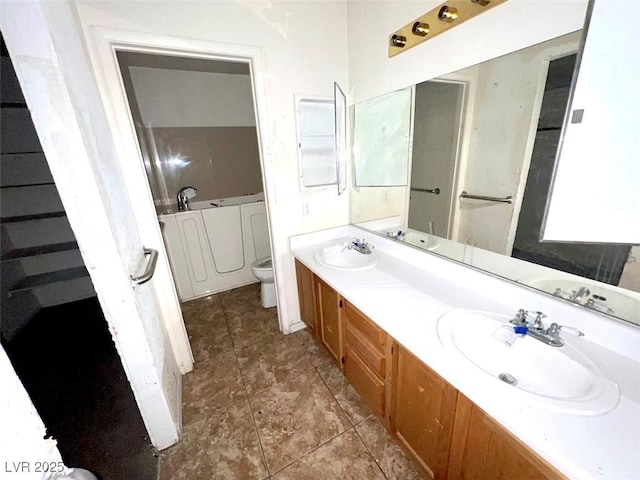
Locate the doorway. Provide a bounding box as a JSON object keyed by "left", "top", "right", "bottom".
{"left": 408, "top": 80, "right": 465, "bottom": 238}
{"left": 114, "top": 51, "right": 274, "bottom": 304}
{"left": 1, "top": 35, "right": 157, "bottom": 479}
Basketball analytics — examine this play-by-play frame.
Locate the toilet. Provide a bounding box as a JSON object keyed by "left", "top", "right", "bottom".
{"left": 251, "top": 256, "right": 276, "bottom": 308}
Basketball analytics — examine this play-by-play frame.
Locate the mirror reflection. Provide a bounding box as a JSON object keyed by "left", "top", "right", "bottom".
{"left": 351, "top": 31, "right": 640, "bottom": 325}
{"left": 353, "top": 88, "right": 412, "bottom": 187}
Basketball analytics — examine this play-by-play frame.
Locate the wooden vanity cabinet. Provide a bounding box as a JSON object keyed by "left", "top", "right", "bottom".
{"left": 293, "top": 265, "right": 565, "bottom": 480}
{"left": 391, "top": 344, "right": 458, "bottom": 480}
{"left": 294, "top": 260, "right": 317, "bottom": 334}
{"left": 343, "top": 301, "right": 390, "bottom": 421}
{"left": 448, "top": 394, "right": 566, "bottom": 480}
{"left": 314, "top": 277, "right": 343, "bottom": 365}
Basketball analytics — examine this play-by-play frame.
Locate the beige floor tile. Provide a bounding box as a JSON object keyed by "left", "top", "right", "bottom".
{"left": 317, "top": 361, "right": 373, "bottom": 426}
{"left": 355, "top": 415, "right": 423, "bottom": 480}
{"left": 219, "top": 284, "right": 282, "bottom": 349}
{"left": 237, "top": 333, "right": 314, "bottom": 396}
{"left": 219, "top": 283, "right": 262, "bottom": 313}
{"left": 182, "top": 351, "right": 247, "bottom": 426}
{"left": 271, "top": 429, "right": 385, "bottom": 479}
{"left": 250, "top": 369, "right": 350, "bottom": 473}
{"left": 292, "top": 328, "right": 334, "bottom": 368}
{"left": 160, "top": 399, "right": 268, "bottom": 480}
{"left": 181, "top": 294, "right": 223, "bottom": 322}
{"left": 227, "top": 308, "right": 281, "bottom": 349}
{"left": 186, "top": 310, "right": 233, "bottom": 362}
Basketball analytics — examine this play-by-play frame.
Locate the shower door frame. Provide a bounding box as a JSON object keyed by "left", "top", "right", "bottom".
{"left": 83, "top": 27, "right": 283, "bottom": 338}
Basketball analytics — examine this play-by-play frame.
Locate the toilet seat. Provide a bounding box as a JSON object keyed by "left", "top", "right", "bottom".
{"left": 251, "top": 256, "right": 276, "bottom": 308}
{"left": 253, "top": 256, "right": 272, "bottom": 271}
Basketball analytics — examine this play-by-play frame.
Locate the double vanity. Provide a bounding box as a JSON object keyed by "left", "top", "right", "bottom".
{"left": 290, "top": 225, "right": 640, "bottom": 479}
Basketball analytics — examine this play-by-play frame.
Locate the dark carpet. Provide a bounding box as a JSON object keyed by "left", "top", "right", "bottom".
{"left": 3, "top": 298, "right": 159, "bottom": 480}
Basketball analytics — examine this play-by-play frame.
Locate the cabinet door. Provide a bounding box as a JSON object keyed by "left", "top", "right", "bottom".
{"left": 391, "top": 344, "right": 458, "bottom": 479}
{"left": 448, "top": 395, "right": 565, "bottom": 480}
{"left": 295, "top": 259, "right": 316, "bottom": 334}
{"left": 315, "top": 278, "right": 342, "bottom": 363}
{"left": 541, "top": 0, "right": 640, "bottom": 244}
{"left": 345, "top": 344, "right": 385, "bottom": 418}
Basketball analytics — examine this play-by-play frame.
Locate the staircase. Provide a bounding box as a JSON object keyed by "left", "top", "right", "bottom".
{"left": 1, "top": 36, "right": 95, "bottom": 342}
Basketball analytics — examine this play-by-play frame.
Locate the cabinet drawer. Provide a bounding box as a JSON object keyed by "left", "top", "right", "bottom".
{"left": 345, "top": 322, "right": 386, "bottom": 377}
{"left": 345, "top": 344, "right": 385, "bottom": 418}
{"left": 344, "top": 302, "right": 385, "bottom": 349}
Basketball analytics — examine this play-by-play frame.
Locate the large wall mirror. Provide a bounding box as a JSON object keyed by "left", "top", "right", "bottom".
{"left": 350, "top": 30, "right": 640, "bottom": 327}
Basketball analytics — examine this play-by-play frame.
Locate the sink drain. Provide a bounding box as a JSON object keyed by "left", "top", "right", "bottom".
{"left": 498, "top": 373, "right": 518, "bottom": 386}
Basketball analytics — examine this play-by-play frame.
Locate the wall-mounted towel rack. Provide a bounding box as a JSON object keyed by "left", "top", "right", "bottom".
{"left": 411, "top": 187, "right": 441, "bottom": 195}
{"left": 459, "top": 191, "right": 513, "bottom": 204}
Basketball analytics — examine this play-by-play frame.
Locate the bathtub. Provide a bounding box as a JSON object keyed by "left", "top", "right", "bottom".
{"left": 159, "top": 194, "right": 270, "bottom": 300}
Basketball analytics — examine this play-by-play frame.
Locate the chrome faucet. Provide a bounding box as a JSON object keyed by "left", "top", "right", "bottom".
{"left": 348, "top": 239, "right": 373, "bottom": 255}
{"left": 552, "top": 286, "right": 614, "bottom": 314}
{"left": 571, "top": 287, "right": 591, "bottom": 303}
{"left": 553, "top": 286, "right": 591, "bottom": 303}
{"left": 385, "top": 230, "right": 406, "bottom": 241}
{"left": 177, "top": 186, "right": 197, "bottom": 211}
{"left": 509, "top": 309, "right": 584, "bottom": 347}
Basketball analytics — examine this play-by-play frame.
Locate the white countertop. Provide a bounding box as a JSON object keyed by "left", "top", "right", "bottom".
{"left": 290, "top": 225, "right": 640, "bottom": 480}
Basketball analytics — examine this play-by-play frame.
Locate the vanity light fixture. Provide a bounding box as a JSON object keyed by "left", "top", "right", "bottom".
{"left": 390, "top": 34, "right": 408, "bottom": 48}
{"left": 438, "top": 6, "right": 459, "bottom": 23}
{"left": 412, "top": 22, "right": 430, "bottom": 37}
{"left": 389, "top": 0, "right": 508, "bottom": 57}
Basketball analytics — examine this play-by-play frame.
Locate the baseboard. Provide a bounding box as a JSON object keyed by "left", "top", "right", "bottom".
{"left": 288, "top": 321, "right": 307, "bottom": 334}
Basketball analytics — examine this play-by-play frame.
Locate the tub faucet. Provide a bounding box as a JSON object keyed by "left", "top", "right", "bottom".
{"left": 177, "top": 186, "right": 197, "bottom": 211}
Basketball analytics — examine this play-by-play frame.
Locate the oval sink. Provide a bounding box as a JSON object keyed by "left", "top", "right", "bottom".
{"left": 404, "top": 231, "right": 440, "bottom": 251}
{"left": 437, "top": 310, "right": 619, "bottom": 415}
{"left": 313, "top": 244, "right": 379, "bottom": 271}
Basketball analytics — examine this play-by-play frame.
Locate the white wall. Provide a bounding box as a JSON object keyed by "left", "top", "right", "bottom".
{"left": 129, "top": 68, "right": 256, "bottom": 127}
{"left": 76, "top": 0, "right": 350, "bottom": 332}
{"left": 350, "top": 186, "right": 407, "bottom": 224}
{"left": 619, "top": 246, "right": 640, "bottom": 292}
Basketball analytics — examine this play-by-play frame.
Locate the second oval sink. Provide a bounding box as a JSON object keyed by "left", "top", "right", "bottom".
{"left": 437, "top": 310, "right": 619, "bottom": 415}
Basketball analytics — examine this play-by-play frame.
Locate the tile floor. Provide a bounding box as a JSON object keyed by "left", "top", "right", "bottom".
{"left": 159, "top": 283, "right": 423, "bottom": 480}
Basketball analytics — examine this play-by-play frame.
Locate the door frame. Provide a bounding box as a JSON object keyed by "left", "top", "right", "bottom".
{"left": 431, "top": 71, "right": 478, "bottom": 243}
{"left": 80, "top": 27, "right": 284, "bottom": 332}
{"left": 507, "top": 38, "right": 582, "bottom": 255}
